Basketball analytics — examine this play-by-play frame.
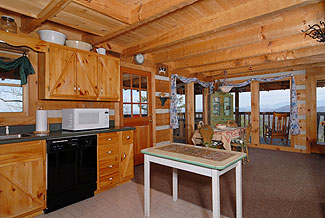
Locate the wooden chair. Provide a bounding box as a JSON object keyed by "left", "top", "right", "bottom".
{"left": 226, "top": 120, "right": 238, "bottom": 127}
{"left": 265, "top": 112, "right": 290, "bottom": 145}
{"left": 231, "top": 124, "right": 251, "bottom": 162}
{"left": 199, "top": 124, "right": 214, "bottom": 146}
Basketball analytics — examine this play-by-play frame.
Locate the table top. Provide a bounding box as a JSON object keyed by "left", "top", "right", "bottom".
{"left": 141, "top": 143, "right": 246, "bottom": 170}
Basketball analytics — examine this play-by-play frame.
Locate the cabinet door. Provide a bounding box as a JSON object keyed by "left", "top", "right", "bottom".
{"left": 119, "top": 131, "right": 134, "bottom": 182}
{"left": 97, "top": 56, "right": 120, "bottom": 101}
{"left": 48, "top": 45, "right": 76, "bottom": 99}
{"left": 0, "top": 141, "right": 46, "bottom": 218}
{"left": 76, "top": 51, "right": 98, "bottom": 99}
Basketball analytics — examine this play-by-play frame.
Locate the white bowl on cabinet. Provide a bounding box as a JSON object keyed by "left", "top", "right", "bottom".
{"left": 65, "top": 40, "right": 92, "bottom": 51}
{"left": 38, "top": 30, "right": 66, "bottom": 45}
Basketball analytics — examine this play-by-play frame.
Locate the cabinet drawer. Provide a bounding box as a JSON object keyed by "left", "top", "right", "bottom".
{"left": 122, "top": 131, "right": 133, "bottom": 145}
{"left": 99, "top": 172, "right": 119, "bottom": 188}
{"left": 98, "top": 132, "right": 119, "bottom": 146}
{"left": 99, "top": 155, "right": 119, "bottom": 176}
{"left": 98, "top": 145, "right": 118, "bottom": 160}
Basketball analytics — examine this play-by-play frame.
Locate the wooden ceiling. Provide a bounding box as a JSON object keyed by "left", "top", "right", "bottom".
{"left": 0, "top": 0, "right": 324, "bottom": 81}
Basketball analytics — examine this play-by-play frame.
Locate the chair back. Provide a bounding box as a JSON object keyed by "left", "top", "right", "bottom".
{"left": 272, "top": 112, "right": 289, "bottom": 136}
{"left": 199, "top": 124, "right": 214, "bottom": 145}
{"left": 245, "top": 124, "right": 252, "bottom": 144}
{"left": 226, "top": 120, "right": 238, "bottom": 127}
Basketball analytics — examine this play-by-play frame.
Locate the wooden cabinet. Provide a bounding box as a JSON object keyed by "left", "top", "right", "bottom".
{"left": 98, "top": 55, "right": 120, "bottom": 101}
{"left": 210, "top": 92, "right": 234, "bottom": 126}
{"left": 0, "top": 140, "right": 46, "bottom": 218}
{"left": 39, "top": 43, "right": 120, "bottom": 101}
{"left": 119, "top": 131, "right": 134, "bottom": 182}
{"left": 97, "top": 130, "right": 134, "bottom": 192}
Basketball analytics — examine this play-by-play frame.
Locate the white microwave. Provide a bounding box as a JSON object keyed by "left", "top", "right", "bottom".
{"left": 62, "top": 108, "right": 109, "bottom": 131}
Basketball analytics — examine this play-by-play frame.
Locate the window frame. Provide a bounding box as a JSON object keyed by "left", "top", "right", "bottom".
{"left": 0, "top": 51, "right": 29, "bottom": 117}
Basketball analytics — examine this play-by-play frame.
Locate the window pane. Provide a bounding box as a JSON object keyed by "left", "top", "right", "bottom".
{"left": 0, "top": 86, "right": 23, "bottom": 112}
{"left": 132, "top": 90, "right": 140, "bottom": 103}
{"left": 141, "top": 76, "right": 147, "bottom": 89}
{"left": 133, "top": 104, "right": 140, "bottom": 116}
{"left": 141, "top": 104, "right": 148, "bottom": 117}
{"left": 132, "top": 75, "right": 139, "bottom": 88}
{"left": 0, "top": 79, "right": 21, "bottom": 85}
{"left": 123, "top": 74, "right": 131, "bottom": 87}
{"left": 123, "top": 89, "right": 131, "bottom": 103}
{"left": 141, "top": 90, "right": 147, "bottom": 103}
{"left": 123, "top": 104, "right": 131, "bottom": 118}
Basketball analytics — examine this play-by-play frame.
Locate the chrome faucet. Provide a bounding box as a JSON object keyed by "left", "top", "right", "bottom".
{"left": 5, "top": 126, "right": 9, "bottom": 135}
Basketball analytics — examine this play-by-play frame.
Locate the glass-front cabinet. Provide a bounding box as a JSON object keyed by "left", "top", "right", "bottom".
{"left": 210, "top": 92, "right": 233, "bottom": 127}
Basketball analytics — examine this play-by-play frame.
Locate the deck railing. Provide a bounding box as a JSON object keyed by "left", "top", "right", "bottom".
{"left": 173, "top": 111, "right": 325, "bottom": 144}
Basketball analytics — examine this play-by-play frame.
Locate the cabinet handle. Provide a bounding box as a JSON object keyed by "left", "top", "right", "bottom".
{"left": 108, "top": 177, "right": 113, "bottom": 181}
{"left": 106, "top": 151, "right": 112, "bottom": 154}
{"left": 108, "top": 165, "right": 113, "bottom": 168}
{"left": 121, "top": 152, "right": 127, "bottom": 161}
{"left": 74, "top": 86, "right": 77, "bottom": 92}
{"left": 77, "top": 87, "right": 81, "bottom": 91}
{"left": 105, "top": 138, "right": 112, "bottom": 141}
{"left": 100, "top": 88, "right": 103, "bottom": 93}
{"left": 126, "top": 136, "right": 130, "bottom": 140}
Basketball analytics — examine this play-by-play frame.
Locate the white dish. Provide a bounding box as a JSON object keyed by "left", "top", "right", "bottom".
{"left": 65, "top": 40, "right": 92, "bottom": 51}
{"left": 216, "top": 125, "right": 227, "bottom": 130}
{"left": 38, "top": 30, "right": 66, "bottom": 45}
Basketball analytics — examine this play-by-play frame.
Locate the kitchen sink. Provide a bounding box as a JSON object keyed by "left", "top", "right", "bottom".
{"left": 0, "top": 133, "right": 33, "bottom": 140}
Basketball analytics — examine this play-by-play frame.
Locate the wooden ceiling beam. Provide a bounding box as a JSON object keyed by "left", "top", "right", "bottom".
{"left": 203, "top": 54, "right": 325, "bottom": 79}
{"left": 73, "top": 0, "right": 130, "bottom": 24}
{"left": 152, "top": 2, "right": 325, "bottom": 63}
{"left": 172, "top": 33, "right": 319, "bottom": 69}
{"left": 82, "top": 0, "right": 200, "bottom": 46}
{"left": 20, "top": 0, "right": 72, "bottom": 33}
{"left": 185, "top": 44, "right": 325, "bottom": 74}
{"left": 122, "top": 0, "right": 320, "bottom": 55}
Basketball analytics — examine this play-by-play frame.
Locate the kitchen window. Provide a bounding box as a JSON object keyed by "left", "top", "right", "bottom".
{"left": 0, "top": 54, "right": 28, "bottom": 114}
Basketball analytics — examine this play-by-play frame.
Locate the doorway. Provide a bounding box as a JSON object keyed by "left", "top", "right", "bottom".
{"left": 120, "top": 67, "right": 152, "bottom": 165}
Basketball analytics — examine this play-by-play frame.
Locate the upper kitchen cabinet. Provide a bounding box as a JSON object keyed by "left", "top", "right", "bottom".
{"left": 39, "top": 43, "right": 120, "bottom": 101}
{"left": 97, "top": 55, "right": 120, "bottom": 101}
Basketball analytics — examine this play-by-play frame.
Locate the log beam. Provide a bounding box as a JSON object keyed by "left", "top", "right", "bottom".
{"left": 123, "top": 0, "right": 319, "bottom": 55}
{"left": 21, "top": 0, "right": 72, "bottom": 33}
{"left": 152, "top": 2, "right": 325, "bottom": 63}
{"left": 83, "top": 0, "right": 199, "bottom": 45}
{"left": 173, "top": 33, "right": 319, "bottom": 69}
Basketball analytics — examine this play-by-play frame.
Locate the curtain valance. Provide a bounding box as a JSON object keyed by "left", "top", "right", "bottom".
{"left": 170, "top": 74, "right": 214, "bottom": 129}
{"left": 170, "top": 73, "right": 300, "bottom": 136}
{"left": 0, "top": 56, "right": 35, "bottom": 85}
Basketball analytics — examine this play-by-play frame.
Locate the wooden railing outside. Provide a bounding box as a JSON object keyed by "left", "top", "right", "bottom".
{"left": 173, "top": 111, "right": 325, "bottom": 144}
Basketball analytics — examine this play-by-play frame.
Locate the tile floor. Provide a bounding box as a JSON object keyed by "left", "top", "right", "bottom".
{"left": 36, "top": 181, "right": 229, "bottom": 218}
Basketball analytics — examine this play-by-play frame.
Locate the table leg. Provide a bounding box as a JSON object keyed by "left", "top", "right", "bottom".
{"left": 212, "top": 170, "right": 220, "bottom": 218}
{"left": 144, "top": 155, "right": 150, "bottom": 217}
{"left": 236, "top": 160, "right": 242, "bottom": 218}
{"left": 173, "top": 168, "right": 178, "bottom": 201}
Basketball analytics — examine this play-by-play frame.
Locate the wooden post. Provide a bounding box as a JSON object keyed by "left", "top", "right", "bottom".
{"left": 251, "top": 81, "right": 260, "bottom": 146}
{"left": 235, "top": 90, "right": 239, "bottom": 126}
{"left": 185, "top": 82, "right": 195, "bottom": 144}
{"left": 203, "top": 88, "right": 209, "bottom": 125}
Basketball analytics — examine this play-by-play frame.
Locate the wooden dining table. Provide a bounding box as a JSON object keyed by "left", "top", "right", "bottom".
{"left": 192, "top": 126, "right": 245, "bottom": 150}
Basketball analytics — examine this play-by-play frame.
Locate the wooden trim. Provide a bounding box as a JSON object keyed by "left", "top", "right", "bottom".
{"left": 248, "top": 143, "right": 307, "bottom": 153}
{"left": 185, "top": 82, "right": 194, "bottom": 144}
{"left": 250, "top": 81, "right": 259, "bottom": 145}
{"left": 202, "top": 88, "right": 208, "bottom": 124}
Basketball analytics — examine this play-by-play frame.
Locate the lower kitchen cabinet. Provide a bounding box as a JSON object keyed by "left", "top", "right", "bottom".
{"left": 97, "top": 130, "right": 134, "bottom": 192}
{"left": 0, "top": 140, "right": 46, "bottom": 218}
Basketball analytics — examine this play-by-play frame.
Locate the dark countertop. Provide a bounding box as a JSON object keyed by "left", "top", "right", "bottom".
{"left": 0, "top": 126, "right": 136, "bottom": 145}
